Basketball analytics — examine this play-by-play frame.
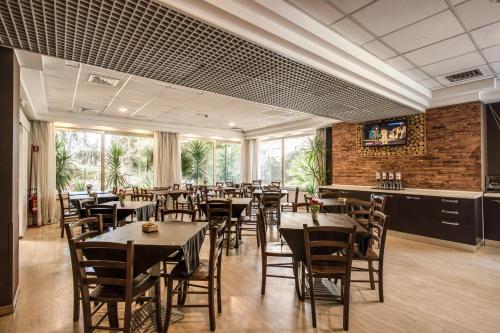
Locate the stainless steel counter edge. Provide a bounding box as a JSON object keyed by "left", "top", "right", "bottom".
{"left": 319, "top": 185, "right": 483, "bottom": 199}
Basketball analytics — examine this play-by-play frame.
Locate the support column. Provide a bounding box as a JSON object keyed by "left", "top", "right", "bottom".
{"left": 0, "top": 46, "right": 20, "bottom": 316}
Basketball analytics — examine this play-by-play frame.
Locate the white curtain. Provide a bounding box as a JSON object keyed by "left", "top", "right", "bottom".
{"left": 153, "top": 131, "right": 181, "bottom": 187}
{"left": 31, "top": 121, "right": 57, "bottom": 226}
{"left": 241, "top": 139, "right": 259, "bottom": 183}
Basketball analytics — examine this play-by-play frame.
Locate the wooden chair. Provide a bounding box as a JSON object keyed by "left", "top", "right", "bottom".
{"left": 256, "top": 209, "right": 300, "bottom": 297}
{"left": 223, "top": 188, "right": 242, "bottom": 198}
{"left": 351, "top": 210, "right": 389, "bottom": 302}
{"left": 65, "top": 216, "right": 103, "bottom": 322}
{"left": 85, "top": 204, "right": 119, "bottom": 230}
{"left": 59, "top": 190, "right": 80, "bottom": 238}
{"left": 207, "top": 199, "right": 238, "bottom": 256}
{"left": 173, "top": 184, "right": 180, "bottom": 189}
{"left": 215, "top": 181, "right": 225, "bottom": 187}
{"left": 252, "top": 180, "right": 262, "bottom": 187}
{"left": 302, "top": 224, "right": 357, "bottom": 330}
{"left": 163, "top": 221, "right": 226, "bottom": 332}
{"left": 131, "top": 193, "right": 154, "bottom": 201}
{"left": 261, "top": 190, "right": 282, "bottom": 227}
{"left": 225, "top": 181, "right": 234, "bottom": 187}
{"left": 270, "top": 181, "right": 281, "bottom": 188}
{"left": 132, "top": 186, "right": 140, "bottom": 197}
{"left": 74, "top": 241, "right": 162, "bottom": 333}
{"left": 281, "top": 186, "right": 299, "bottom": 212}
{"left": 112, "top": 187, "right": 118, "bottom": 194}
{"left": 159, "top": 209, "right": 196, "bottom": 222}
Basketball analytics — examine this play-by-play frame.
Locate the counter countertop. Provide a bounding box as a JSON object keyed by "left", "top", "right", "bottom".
{"left": 319, "top": 184, "right": 483, "bottom": 199}
{"left": 484, "top": 192, "right": 500, "bottom": 198}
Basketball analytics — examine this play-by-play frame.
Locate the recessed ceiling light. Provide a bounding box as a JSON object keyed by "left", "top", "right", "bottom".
{"left": 229, "top": 122, "right": 235, "bottom": 127}
{"left": 118, "top": 107, "right": 128, "bottom": 113}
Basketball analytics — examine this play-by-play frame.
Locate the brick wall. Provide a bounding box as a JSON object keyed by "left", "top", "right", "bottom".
{"left": 332, "top": 101, "right": 482, "bottom": 191}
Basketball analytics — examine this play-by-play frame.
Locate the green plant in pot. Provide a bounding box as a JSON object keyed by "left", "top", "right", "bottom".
{"left": 56, "top": 135, "right": 76, "bottom": 192}
{"left": 106, "top": 142, "right": 126, "bottom": 189}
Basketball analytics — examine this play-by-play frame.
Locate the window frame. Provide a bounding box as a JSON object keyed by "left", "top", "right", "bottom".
{"left": 55, "top": 127, "right": 154, "bottom": 191}
{"left": 258, "top": 132, "right": 314, "bottom": 187}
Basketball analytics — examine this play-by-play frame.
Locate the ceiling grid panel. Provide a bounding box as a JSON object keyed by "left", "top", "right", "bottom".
{"left": 0, "top": 0, "right": 419, "bottom": 122}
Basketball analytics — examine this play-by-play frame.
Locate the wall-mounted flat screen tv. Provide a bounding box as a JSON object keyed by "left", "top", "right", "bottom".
{"left": 363, "top": 118, "right": 407, "bottom": 147}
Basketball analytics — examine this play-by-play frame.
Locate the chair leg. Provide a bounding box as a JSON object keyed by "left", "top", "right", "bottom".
{"left": 80, "top": 294, "right": 92, "bottom": 333}
{"left": 261, "top": 257, "right": 267, "bottom": 295}
{"left": 72, "top": 281, "right": 80, "bottom": 321}
{"left": 308, "top": 273, "right": 317, "bottom": 328}
{"left": 292, "top": 260, "right": 301, "bottom": 300}
{"left": 378, "top": 263, "right": 384, "bottom": 303}
{"left": 124, "top": 299, "right": 132, "bottom": 333}
{"left": 368, "top": 261, "right": 375, "bottom": 290}
{"left": 60, "top": 221, "right": 65, "bottom": 238}
{"left": 208, "top": 280, "right": 216, "bottom": 331}
{"left": 154, "top": 280, "right": 163, "bottom": 333}
{"left": 225, "top": 228, "right": 231, "bottom": 256}
{"left": 343, "top": 278, "right": 351, "bottom": 331}
{"left": 163, "top": 277, "right": 174, "bottom": 333}
{"left": 217, "top": 264, "right": 222, "bottom": 313}
{"left": 301, "top": 264, "right": 306, "bottom": 301}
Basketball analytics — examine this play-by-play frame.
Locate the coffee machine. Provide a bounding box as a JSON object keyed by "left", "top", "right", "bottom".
{"left": 375, "top": 171, "right": 403, "bottom": 190}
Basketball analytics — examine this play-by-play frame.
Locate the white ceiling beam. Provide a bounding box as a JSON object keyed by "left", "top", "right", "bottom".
{"left": 70, "top": 63, "right": 82, "bottom": 112}
{"left": 37, "top": 110, "right": 244, "bottom": 140}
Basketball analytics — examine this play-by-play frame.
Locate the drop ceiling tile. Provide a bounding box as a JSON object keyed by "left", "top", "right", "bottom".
{"left": 386, "top": 56, "right": 415, "bottom": 71}
{"left": 328, "top": 0, "right": 372, "bottom": 14}
{"left": 482, "top": 45, "right": 500, "bottom": 63}
{"left": 404, "top": 34, "right": 476, "bottom": 67}
{"left": 351, "top": 0, "right": 448, "bottom": 36}
{"left": 455, "top": 0, "right": 500, "bottom": 30}
{"left": 362, "top": 40, "right": 397, "bottom": 59}
{"left": 471, "top": 21, "right": 500, "bottom": 49}
{"left": 382, "top": 10, "right": 464, "bottom": 53}
{"left": 403, "top": 68, "right": 429, "bottom": 81}
{"left": 289, "top": 0, "right": 344, "bottom": 25}
{"left": 492, "top": 61, "right": 500, "bottom": 73}
{"left": 419, "top": 78, "right": 443, "bottom": 89}
{"left": 330, "top": 17, "right": 374, "bottom": 45}
{"left": 420, "top": 51, "right": 485, "bottom": 77}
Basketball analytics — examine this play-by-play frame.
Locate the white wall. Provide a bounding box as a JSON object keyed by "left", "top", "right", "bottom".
{"left": 18, "top": 109, "right": 30, "bottom": 237}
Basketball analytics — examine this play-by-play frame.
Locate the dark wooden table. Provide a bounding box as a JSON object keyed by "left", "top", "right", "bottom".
{"left": 88, "top": 221, "right": 208, "bottom": 327}
{"left": 199, "top": 198, "right": 252, "bottom": 218}
{"left": 253, "top": 189, "right": 289, "bottom": 201}
{"left": 70, "top": 192, "right": 118, "bottom": 205}
{"left": 279, "top": 212, "right": 369, "bottom": 263}
{"left": 100, "top": 200, "right": 156, "bottom": 221}
{"left": 319, "top": 198, "right": 347, "bottom": 213}
{"left": 89, "top": 221, "right": 208, "bottom": 275}
{"left": 149, "top": 189, "right": 189, "bottom": 201}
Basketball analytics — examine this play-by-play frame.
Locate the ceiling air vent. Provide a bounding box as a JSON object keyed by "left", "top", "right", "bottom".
{"left": 77, "top": 107, "right": 101, "bottom": 114}
{"left": 88, "top": 74, "right": 120, "bottom": 87}
{"left": 445, "top": 69, "right": 483, "bottom": 83}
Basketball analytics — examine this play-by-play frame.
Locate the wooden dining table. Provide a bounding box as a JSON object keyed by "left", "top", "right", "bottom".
{"left": 99, "top": 200, "right": 156, "bottom": 221}
{"left": 253, "top": 189, "right": 289, "bottom": 201}
{"left": 279, "top": 212, "right": 370, "bottom": 299}
{"left": 199, "top": 197, "right": 252, "bottom": 218}
{"left": 87, "top": 221, "right": 208, "bottom": 327}
{"left": 69, "top": 192, "right": 118, "bottom": 206}
{"left": 149, "top": 188, "right": 189, "bottom": 201}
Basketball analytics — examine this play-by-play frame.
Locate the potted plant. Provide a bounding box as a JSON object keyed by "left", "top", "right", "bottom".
{"left": 309, "top": 198, "right": 321, "bottom": 222}
{"left": 118, "top": 189, "right": 127, "bottom": 207}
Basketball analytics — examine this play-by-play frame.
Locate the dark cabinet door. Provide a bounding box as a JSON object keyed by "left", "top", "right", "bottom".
{"left": 427, "top": 217, "right": 476, "bottom": 245}
{"left": 397, "top": 195, "right": 430, "bottom": 236}
{"left": 484, "top": 197, "right": 500, "bottom": 241}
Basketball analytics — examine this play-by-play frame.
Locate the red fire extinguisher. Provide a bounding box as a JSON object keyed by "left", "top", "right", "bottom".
{"left": 28, "top": 144, "right": 39, "bottom": 227}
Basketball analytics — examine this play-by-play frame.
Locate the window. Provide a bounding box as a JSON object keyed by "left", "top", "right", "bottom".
{"left": 56, "top": 128, "right": 153, "bottom": 191}
{"left": 215, "top": 142, "right": 241, "bottom": 183}
{"left": 181, "top": 138, "right": 241, "bottom": 185}
{"left": 259, "top": 139, "right": 282, "bottom": 185}
{"left": 259, "top": 135, "right": 312, "bottom": 187}
{"left": 105, "top": 134, "right": 153, "bottom": 189}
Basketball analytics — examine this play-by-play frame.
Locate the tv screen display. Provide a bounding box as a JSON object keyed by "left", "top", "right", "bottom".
{"left": 363, "top": 119, "right": 407, "bottom": 147}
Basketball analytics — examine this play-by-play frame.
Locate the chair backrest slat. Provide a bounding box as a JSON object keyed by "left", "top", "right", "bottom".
{"left": 160, "top": 209, "right": 195, "bottom": 222}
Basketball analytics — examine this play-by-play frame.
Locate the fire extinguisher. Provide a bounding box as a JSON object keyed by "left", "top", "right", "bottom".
{"left": 28, "top": 145, "right": 39, "bottom": 227}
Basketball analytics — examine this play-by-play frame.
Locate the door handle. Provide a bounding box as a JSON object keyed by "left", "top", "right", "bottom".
{"left": 406, "top": 196, "right": 420, "bottom": 200}
{"left": 441, "top": 199, "right": 458, "bottom": 204}
{"left": 442, "top": 221, "right": 459, "bottom": 226}
{"left": 441, "top": 210, "right": 459, "bottom": 215}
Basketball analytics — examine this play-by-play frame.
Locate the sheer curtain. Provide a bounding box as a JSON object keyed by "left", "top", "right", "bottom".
{"left": 153, "top": 131, "right": 181, "bottom": 187}
{"left": 241, "top": 139, "right": 259, "bottom": 183}
{"left": 31, "top": 121, "right": 57, "bottom": 226}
